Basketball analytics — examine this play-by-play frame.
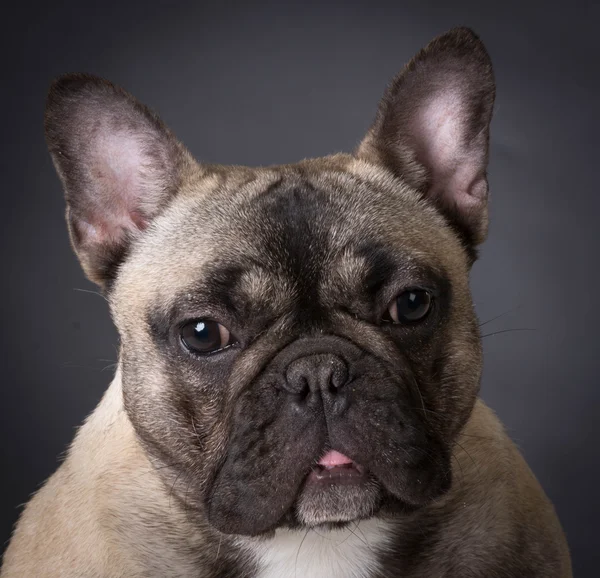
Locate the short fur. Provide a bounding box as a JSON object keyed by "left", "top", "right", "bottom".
{"left": 1, "top": 28, "right": 571, "bottom": 577}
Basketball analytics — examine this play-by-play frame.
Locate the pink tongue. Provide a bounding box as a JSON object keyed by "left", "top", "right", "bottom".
{"left": 318, "top": 450, "right": 354, "bottom": 467}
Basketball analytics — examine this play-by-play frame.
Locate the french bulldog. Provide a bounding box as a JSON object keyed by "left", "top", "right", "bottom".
{"left": 1, "top": 28, "right": 572, "bottom": 577}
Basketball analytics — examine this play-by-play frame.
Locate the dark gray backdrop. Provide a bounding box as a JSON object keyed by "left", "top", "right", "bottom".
{"left": 1, "top": 0, "right": 598, "bottom": 575}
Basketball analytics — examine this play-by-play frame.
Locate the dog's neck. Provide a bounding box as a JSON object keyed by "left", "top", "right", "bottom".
{"left": 236, "top": 521, "right": 394, "bottom": 578}
{"left": 57, "top": 369, "right": 504, "bottom": 578}
{"left": 75, "top": 372, "right": 396, "bottom": 577}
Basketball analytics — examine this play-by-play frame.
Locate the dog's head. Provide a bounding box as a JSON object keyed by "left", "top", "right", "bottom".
{"left": 45, "top": 28, "right": 494, "bottom": 536}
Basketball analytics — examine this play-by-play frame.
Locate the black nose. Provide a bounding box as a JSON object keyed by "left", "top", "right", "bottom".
{"left": 285, "top": 353, "right": 349, "bottom": 397}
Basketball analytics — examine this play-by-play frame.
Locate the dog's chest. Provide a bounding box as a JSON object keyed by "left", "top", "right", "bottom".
{"left": 242, "top": 520, "right": 393, "bottom": 578}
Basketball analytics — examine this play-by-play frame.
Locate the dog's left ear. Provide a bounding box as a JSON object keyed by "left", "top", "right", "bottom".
{"left": 357, "top": 27, "right": 495, "bottom": 249}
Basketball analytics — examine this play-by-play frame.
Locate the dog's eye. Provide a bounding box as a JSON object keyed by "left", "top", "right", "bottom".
{"left": 386, "top": 289, "right": 432, "bottom": 323}
{"left": 180, "top": 320, "right": 234, "bottom": 355}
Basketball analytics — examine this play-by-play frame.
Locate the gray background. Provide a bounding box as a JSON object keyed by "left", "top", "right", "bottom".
{"left": 1, "top": 0, "right": 598, "bottom": 574}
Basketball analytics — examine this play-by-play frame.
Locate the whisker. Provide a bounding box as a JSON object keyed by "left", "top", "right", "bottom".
{"left": 453, "top": 439, "right": 482, "bottom": 483}
{"left": 450, "top": 450, "right": 465, "bottom": 482}
{"left": 215, "top": 533, "right": 223, "bottom": 563}
{"left": 168, "top": 469, "right": 185, "bottom": 511}
{"left": 481, "top": 328, "right": 535, "bottom": 339}
{"left": 345, "top": 522, "right": 370, "bottom": 550}
{"left": 150, "top": 462, "right": 179, "bottom": 475}
{"left": 101, "top": 363, "right": 119, "bottom": 372}
{"left": 73, "top": 287, "right": 107, "bottom": 302}
{"left": 354, "top": 521, "right": 374, "bottom": 553}
{"left": 310, "top": 527, "right": 336, "bottom": 541}
{"left": 456, "top": 432, "right": 496, "bottom": 441}
{"left": 294, "top": 528, "right": 310, "bottom": 578}
{"left": 336, "top": 527, "right": 356, "bottom": 546}
{"left": 181, "top": 469, "right": 201, "bottom": 525}
{"left": 60, "top": 362, "right": 104, "bottom": 371}
{"left": 406, "top": 375, "right": 427, "bottom": 420}
{"left": 478, "top": 305, "right": 522, "bottom": 328}
{"left": 407, "top": 406, "right": 444, "bottom": 419}
{"left": 60, "top": 359, "right": 119, "bottom": 373}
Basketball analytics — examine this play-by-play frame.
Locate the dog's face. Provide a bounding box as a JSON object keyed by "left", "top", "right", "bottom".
{"left": 45, "top": 28, "right": 494, "bottom": 536}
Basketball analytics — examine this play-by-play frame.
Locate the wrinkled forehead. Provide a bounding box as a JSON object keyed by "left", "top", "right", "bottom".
{"left": 113, "top": 164, "right": 464, "bottom": 315}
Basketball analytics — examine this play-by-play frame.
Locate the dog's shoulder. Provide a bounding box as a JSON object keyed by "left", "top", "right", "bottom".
{"left": 430, "top": 400, "right": 572, "bottom": 577}
{"left": 1, "top": 378, "right": 145, "bottom": 577}
{"left": 2, "top": 376, "right": 259, "bottom": 578}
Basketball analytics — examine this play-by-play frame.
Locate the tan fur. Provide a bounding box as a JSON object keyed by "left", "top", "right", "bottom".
{"left": 2, "top": 155, "right": 572, "bottom": 576}
{"left": 2, "top": 28, "right": 572, "bottom": 577}
{"left": 2, "top": 370, "right": 237, "bottom": 578}
{"left": 2, "top": 374, "right": 571, "bottom": 577}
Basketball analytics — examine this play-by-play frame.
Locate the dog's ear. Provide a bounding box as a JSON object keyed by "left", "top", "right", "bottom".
{"left": 357, "top": 27, "right": 495, "bottom": 249}
{"left": 45, "top": 74, "right": 196, "bottom": 288}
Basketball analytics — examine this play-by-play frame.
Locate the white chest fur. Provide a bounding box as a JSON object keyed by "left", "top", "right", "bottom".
{"left": 241, "top": 519, "right": 393, "bottom": 578}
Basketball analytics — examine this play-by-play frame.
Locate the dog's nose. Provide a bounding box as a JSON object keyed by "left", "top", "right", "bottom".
{"left": 284, "top": 354, "right": 349, "bottom": 397}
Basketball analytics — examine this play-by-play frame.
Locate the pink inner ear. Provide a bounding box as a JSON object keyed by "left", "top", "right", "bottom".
{"left": 85, "top": 130, "right": 150, "bottom": 245}
{"left": 418, "top": 90, "right": 464, "bottom": 173}
{"left": 414, "top": 89, "right": 487, "bottom": 206}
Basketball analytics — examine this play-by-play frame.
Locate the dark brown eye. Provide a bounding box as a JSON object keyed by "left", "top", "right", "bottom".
{"left": 387, "top": 290, "right": 432, "bottom": 323}
{"left": 180, "top": 320, "right": 234, "bottom": 355}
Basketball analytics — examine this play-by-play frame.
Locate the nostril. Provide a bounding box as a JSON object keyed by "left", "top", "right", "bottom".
{"left": 298, "top": 377, "right": 310, "bottom": 399}
{"left": 328, "top": 360, "right": 349, "bottom": 391}
{"left": 284, "top": 354, "right": 349, "bottom": 397}
{"left": 285, "top": 365, "right": 311, "bottom": 396}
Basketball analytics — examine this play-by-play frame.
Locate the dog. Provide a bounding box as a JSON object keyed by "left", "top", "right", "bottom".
{"left": 1, "top": 27, "right": 572, "bottom": 577}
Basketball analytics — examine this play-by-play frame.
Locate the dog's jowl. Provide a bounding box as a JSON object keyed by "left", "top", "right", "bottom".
{"left": 1, "top": 28, "right": 572, "bottom": 578}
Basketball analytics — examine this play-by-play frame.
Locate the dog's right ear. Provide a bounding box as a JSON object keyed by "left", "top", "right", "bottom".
{"left": 45, "top": 74, "right": 197, "bottom": 289}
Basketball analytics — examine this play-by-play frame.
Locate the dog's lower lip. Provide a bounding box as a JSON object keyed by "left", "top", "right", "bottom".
{"left": 306, "top": 462, "right": 367, "bottom": 485}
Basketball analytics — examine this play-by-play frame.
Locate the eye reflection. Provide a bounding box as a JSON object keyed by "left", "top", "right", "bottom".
{"left": 180, "top": 319, "right": 234, "bottom": 354}
{"left": 387, "top": 289, "right": 432, "bottom": 323}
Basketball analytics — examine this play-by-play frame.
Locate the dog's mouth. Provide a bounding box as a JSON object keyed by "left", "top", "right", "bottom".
{"left": 305, "top": 450, "right": 368, "bottom": 486}
{"left": 293, "top": 449, "right": 380, "bottom": 527}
